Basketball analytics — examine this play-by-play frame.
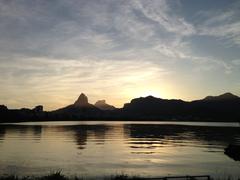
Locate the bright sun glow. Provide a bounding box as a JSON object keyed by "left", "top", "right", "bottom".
{"left": 138, "top": 90, "right": 162, "bottom": 98}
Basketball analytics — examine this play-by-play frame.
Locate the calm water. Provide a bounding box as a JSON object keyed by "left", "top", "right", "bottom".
{"left": 0, "top": 121, "right": 240, "bottom": 178}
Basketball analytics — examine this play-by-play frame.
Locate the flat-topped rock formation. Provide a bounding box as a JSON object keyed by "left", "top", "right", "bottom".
{"left": 95, "top": 100, "right": 115, "bottom": 110}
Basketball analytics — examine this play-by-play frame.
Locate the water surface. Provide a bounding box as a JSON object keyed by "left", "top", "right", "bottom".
{"left": 0, "top": 121, "right": 239, "bottom": 178}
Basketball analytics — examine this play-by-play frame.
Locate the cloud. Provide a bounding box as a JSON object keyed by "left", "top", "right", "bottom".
{"left": 197, "top": 2, "right": 240, "bottom": 46}
{"left": 199, "top": 22, "right": 240, "bottom": 46}
{"left": 131, "top": 0, "right": 195, "bottom": 36}
{"left": 0, "top": 57, "right": 170, "bottom": 109}
{"left": 0, "top": 0, "right": 197, "bottom": 60}
{"left": 0, "top": 0, "right": 240, "bottom": 109}
{"left": 232, "top": 59, "right": 240, "bottom": 66}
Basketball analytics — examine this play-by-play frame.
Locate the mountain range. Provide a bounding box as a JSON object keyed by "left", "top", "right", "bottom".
{"left": 0, "top": 92, "right": 240, "bottom": 122}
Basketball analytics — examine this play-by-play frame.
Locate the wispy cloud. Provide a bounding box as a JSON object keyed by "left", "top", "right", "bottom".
{"left": 197, "top": 2, "right": 240, "bottom": 46}
{"left": 199, "top": 22, "right": 240, "bottom": 46}
{"left": 231, "top": 59, "right": 240, "bottom": 66}
{"left": 0, "top": 57, "right": 169, "bottom": 109}
{"left": 131, "top": 0, "right": 195, "bottom": 36}
{"left": 0, "top": 0, "right": 239, "bottom": 109}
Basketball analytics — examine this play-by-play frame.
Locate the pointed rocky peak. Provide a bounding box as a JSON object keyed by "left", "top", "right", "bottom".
{"left": 94, "top": 100, "right": 115, "bottom": 110}
{"left": 203, "top": 92, "right": 240, "bottom": 101}
{"left": 74, "top": 93, "right": 89, "bottom": 107}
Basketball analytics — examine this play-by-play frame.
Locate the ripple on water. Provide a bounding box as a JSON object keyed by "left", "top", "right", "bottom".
{"left": 0, "top": 121, "right": 240, "bottom": 178}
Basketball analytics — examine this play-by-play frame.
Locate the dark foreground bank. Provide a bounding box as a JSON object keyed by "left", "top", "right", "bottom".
{"left": 0, "top": 172, "right": 141, "bottom": 180}
{"left": 0, "top": 172, "right": 239, "bottom": 180}
{"left": 0, "top": 172, "right": 142, "bottom": 180}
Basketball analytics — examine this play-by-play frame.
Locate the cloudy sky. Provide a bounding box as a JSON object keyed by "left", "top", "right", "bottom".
{"left": 0, "top": 0, "right": 240, "bottom": 110}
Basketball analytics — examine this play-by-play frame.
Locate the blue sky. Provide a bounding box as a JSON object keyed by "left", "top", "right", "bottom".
{"left": 0, "top": 0, "right": 240, "bottom": 110}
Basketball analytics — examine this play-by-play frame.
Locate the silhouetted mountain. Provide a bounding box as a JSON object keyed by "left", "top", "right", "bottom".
{"left": 74, "top": 93, "right": 93, "bottom": 107}
{"left": 95, "top": 100, "right": 115, "bottom": 110}
{"left": 121, "top": 96, "right": 188, "bottom": 120}
{"left": 203, "top": 92, "right": 240, "bottom": 101}
{"left": 51, "top": 93, "right": 102, "bottom": 120}
{"left": 121, "top": 93, "right": 240, "bottom": 121}
{"left": 0, "top": 92, "right": 240, "bottom": 122}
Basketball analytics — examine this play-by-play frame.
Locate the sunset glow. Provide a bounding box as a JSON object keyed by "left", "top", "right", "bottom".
{"left": 1, "top": 1, "right": 240, "bottom": 179}
{"left": 0, "top": 0, "right": 240, "bottom": 110}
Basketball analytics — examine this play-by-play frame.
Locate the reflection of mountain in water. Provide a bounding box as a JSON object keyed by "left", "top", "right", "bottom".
{"left": 0, "top": 124, "right": 111, "bottom": 150}
{"left": 124, "top": 124, "right": 240, "bottom": 157}
{"left": 0, "top": 125, "right": 42, "bottom": 142}
{"left": 32, "top": 126, "right": 42, "bottom": 140}
{"left": 1, "top": 123, "right": 240, "bottom": 161}
{"left": 66, "top": 125, "right": 110, "bottom": 149}
{"left": 0, "top": 126, "right": 6, "bottom": 141}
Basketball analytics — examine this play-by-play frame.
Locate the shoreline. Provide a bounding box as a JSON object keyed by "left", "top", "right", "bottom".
{"left": 1, "top": 172, "right": 239, "bottom": 180}
{"left": 0, "top": 172, "right": 213, "bottom": 180}
{"left": 1, "top": 119, "right": 240, "bottom": 124}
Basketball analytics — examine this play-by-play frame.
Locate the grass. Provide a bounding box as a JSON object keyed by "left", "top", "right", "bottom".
{"left": 0, "top": 172, "right": 239, "bottom": 180}
{"left": 0, "top": 172, "right": 144, "bottom": 180}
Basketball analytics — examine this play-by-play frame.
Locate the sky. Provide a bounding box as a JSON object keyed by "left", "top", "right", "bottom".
{"left": 0, "top": 0, "right": 240, "bottom": 110}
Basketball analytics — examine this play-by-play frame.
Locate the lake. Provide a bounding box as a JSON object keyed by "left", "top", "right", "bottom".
{"left": 0, "top": 121, "right": 240, "bottom": 178}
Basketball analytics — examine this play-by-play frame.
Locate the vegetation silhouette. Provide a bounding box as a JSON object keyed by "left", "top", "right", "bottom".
{"left": 0, "top": 172, "right": 213, "bottom": 180}
{"left": 1, "top": 92, "right": 240, "bottom": 122}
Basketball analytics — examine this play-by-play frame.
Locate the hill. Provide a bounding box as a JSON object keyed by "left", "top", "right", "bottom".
{"left": 0, "top": 92, "right": 240, "bottom": 122}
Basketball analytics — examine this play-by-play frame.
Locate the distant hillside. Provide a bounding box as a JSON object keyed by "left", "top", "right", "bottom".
{"left": 0, "top": 92, "right": 240, "bottom": 122}
{"left": 121, "top": 93, "right": 240, "bottom": 121}
{"left": 202, "top": 92, "right": 240, "bottom": 101}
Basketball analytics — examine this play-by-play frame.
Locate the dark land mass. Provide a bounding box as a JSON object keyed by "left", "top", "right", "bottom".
{"left": 0, "top": 92, "right": 240, "bottom": 123}
{"left": 0, "top": 172, "right": 215, "bottom": 180}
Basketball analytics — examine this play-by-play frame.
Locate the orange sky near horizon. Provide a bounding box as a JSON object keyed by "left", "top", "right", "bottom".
{"left": 0, "top": 0, "right": 240, "bottom": 111}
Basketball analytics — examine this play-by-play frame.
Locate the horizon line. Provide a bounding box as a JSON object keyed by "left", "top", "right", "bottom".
{"left": 1, "top": 91, "right": 239, "bottom": 111}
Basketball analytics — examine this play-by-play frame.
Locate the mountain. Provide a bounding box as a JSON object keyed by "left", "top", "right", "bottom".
{"left": 189, "top": 93, "right": 240, "bottom": 121}
{"left": 0, "top": 92, "right": 240, "bottom": 122}
{"left": 74, "top": 93, "right": 92, "bottom": 107}
{"left": 121, "top": 93, "right": 240, "bottom": 121}
{"left": 203, "top": 92, "right": 240, "bottom": 101}
{"left": 59, "top": 93, "right": 96, "bottom": 109}
{"left": 51, "top": 93, "right": 102, "bottom": 120}
{"left": 94, "top": 100, "right": 115, "bottom": 110}
{"left": 122, "top": 96, "right": 188, "bottom": 119}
